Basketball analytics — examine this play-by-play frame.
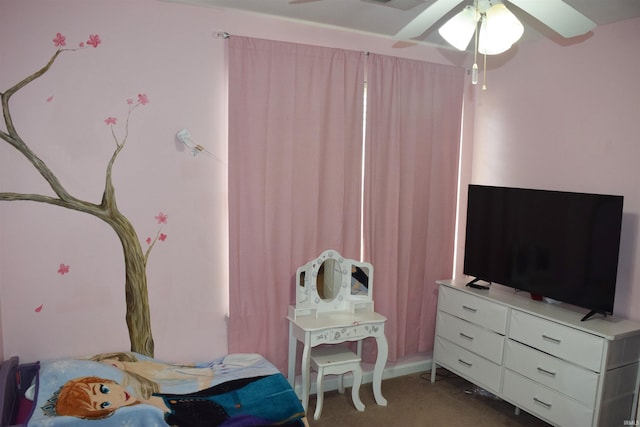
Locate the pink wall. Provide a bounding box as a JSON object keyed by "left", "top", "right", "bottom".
{"left": 0, "top": 0, "right": 231, "bottom": 363}
{"left": 5, "top": 0, "right": 634, "bottom": 365}
{"left": 0, "top": 0, "right": 464, "bottom": 363}
{"left": 467, "top": 17, "right": 640, "bottom": 320}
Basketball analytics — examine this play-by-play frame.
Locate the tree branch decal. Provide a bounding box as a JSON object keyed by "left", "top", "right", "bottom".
{"left": 0, "top": 33, "right": 160, "bottom": 357}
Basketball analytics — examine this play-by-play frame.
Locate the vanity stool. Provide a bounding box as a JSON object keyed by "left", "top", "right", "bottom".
{"left": 310, "top": 345, "right": 365, "bottom": 420}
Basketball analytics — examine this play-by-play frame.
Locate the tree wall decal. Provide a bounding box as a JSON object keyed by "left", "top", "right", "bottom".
{"left": 0, "top": 33, "right": 159, "bottom": 357}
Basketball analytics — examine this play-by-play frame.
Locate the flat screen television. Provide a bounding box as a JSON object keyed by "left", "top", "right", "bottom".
{"left": 463, "top": 184, "right": 624, "bottom": 321}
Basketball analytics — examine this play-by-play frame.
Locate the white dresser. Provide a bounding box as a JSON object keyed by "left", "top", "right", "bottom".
{"left": 431, "top": 280, "right": 640, "bottom": 427}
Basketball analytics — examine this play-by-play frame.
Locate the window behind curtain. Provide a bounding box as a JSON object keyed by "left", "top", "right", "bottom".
{"left": 228, "top": 38, "right": 465, "bottom": 370}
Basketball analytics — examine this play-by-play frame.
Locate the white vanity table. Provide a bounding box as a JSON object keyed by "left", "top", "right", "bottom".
{"left": 286, "top": 249, "right": 388, "bottom": 412}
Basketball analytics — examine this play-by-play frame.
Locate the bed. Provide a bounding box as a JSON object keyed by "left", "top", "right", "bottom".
{"left": 0, "top": 352, "right": 308, "bottom": 427}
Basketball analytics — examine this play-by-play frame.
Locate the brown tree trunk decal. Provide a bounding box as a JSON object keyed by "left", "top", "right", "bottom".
{"left": 0, "top": 34, "right": 155, "bottom": 357}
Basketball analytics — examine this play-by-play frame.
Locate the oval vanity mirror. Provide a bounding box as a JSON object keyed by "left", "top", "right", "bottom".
{"left": 316, "top": 258, "right": 342, "bottom": 302}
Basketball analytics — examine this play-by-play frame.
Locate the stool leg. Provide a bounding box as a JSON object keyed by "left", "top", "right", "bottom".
{"left": 351, "top": 366, "right": 365, "bottom": 412}
{"left": 338, "top": 374, "right": 345, "bottom": 394}
{"left": 314, "top": 368, "right": 325, "bottom": 420}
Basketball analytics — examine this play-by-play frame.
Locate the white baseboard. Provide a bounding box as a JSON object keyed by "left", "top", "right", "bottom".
{"left": 292, "top": 355, "right": 433, "bottom": 396}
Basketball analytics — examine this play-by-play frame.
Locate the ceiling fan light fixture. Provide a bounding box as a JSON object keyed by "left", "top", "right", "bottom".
{"left": 438, "top": 5, "right": 479, "bottom": 51}
{"left": 478, "top": 2, "right": 524, "bottom": 54}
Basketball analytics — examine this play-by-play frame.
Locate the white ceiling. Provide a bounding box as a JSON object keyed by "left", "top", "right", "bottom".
{"left": 161, "top": 0, "right": 640, "bottom": 50}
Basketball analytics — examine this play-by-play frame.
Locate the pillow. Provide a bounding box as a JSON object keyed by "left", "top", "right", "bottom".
{"left": 24, "top": 375, "right": 37, "bottom": 400}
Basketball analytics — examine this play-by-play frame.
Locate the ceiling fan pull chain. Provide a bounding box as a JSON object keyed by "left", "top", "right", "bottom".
{"left": 482, "top": 51, "right": 487, "bottom": 90}
{"left": 472, "top": 0, "right": 480, "bottom": 85}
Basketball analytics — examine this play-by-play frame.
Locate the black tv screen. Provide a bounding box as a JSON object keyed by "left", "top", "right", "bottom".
{"left": 463, "top": 184, "right": 624, "bottom": 319}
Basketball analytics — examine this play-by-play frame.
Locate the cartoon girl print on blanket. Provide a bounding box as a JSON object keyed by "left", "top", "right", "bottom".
{"left": 47, "top": 374, "right": 305, "bottom": 427}
{"left": 88, "top": 352, "right": 215, "bottom": 398}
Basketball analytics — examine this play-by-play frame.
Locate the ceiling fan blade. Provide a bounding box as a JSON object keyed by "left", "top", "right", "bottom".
{"left": 508, "top": 0, "right": 596, "bottom": 38}
{"left": 394, "top": 0, "right": 465, "bottom": 40}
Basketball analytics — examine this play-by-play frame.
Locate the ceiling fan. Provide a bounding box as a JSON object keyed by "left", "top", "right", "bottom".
{"left": 395, "top": 0, "right": 597, "bottom": 54}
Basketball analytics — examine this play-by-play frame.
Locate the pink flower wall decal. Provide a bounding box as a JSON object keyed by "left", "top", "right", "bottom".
{"left": 104, "top": 117, "right": 117, "bottom": 125}
{"left": 144, "top": 212, "right": 169, "bottom": 254}
{"left": 87, "top": 34, "right": 101, "bottom": 48}
{"left": 46, "top": 96, "right": 54, "bottom": 102}
{"left": 35, "top": 305, "right": 43, "bottom": 313}
{"left": 155, "top": 212, "right": 168, "bottom": 224}
{"left": 137, "top": 93, "right": 149, "bottom": 105}
{"left": 53, "top": 33, "right": 66, "bottom": 47}
{"left": 57, "top": 263, "right": 70, "bottom": 275}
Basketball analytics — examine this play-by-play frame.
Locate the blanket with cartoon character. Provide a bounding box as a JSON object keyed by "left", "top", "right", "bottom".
{"left": 22, "top": 352, "right": 305, "bottom": 427}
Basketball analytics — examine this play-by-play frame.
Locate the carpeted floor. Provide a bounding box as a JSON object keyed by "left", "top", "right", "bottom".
{"left": 306, "top": 370, "right": 552, "bottom": 427}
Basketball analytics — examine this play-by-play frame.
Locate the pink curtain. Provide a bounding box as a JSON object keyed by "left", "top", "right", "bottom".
{"left": 228, "top": 37, "right": 365, "bottom": 372}
{"left": 363, "top": 53, "right": 465, "bottom": 362}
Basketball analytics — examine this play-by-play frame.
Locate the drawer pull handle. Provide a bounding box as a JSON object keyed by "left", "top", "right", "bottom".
{"left": 533, "top": 397, "right": 552, "bottom": 409}
{"left": 536, "top": 367, "right": 557, "bottom": 377}
{"left": 457, "top": 359, "right": 472, "bottom": 368}
{"left": 459, "top": 333, "right": 474, "bottom": 341}
{"left": 462, "top": 305, "right": 477, "bottom": 313}
{"left": 541, "top": 334, "right": 561, "bottom": 344}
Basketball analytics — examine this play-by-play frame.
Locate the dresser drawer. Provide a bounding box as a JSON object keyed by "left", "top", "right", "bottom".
{"left": 503, "top": 370, "right": 593, "bottom": 427}
{"left": 438, "top": 286, "right": 508, "bottom": 334}
{"left": 434, "top": 336, "right": 502, "bottom": 394}
{"left": 509, "top": 310, "right": 605, "bottom": 372}
{"left": 504, "top": 340, "right": 598, "bottom": 406}
{"left": 437, "top": 311, "right": 505, "bottom": 364}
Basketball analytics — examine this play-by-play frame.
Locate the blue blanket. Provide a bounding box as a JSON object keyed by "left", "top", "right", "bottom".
{"left": 26, "top": 353, "right": 305, "bottom": 427}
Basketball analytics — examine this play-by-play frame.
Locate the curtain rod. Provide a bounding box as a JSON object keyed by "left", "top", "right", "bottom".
{"left": 215, "top": 33, "right": 367, "bottom": 58}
